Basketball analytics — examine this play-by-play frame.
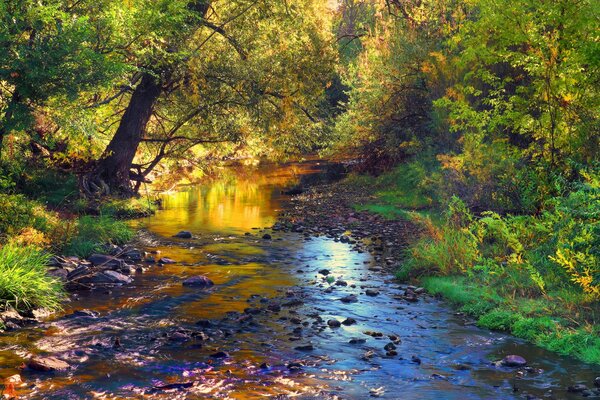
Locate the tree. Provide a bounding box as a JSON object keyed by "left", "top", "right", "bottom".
{"left": 81, "top": 0, "right": 336, "bottom": 197}
{"left": 0, "top": 0, "right": 121, "bottom": 153}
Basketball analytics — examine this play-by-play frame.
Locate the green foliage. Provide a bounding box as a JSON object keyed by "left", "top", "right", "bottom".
{"left": 99, "top": 197, "right": 157, "bottom": 219}
{"left": 0, "top": 244, "right": 64, "bottom": 312}
{"left": 478, "top": 310, "right": 522, "bottom": 331}
{"left": 422, "top": 276, "right": 600, "bottom": 364}
{"left": 62, "top": 216, "right": 133, "bottom": 258}
{"left": 0, "top": 193, "right": 56, "bottom": 240}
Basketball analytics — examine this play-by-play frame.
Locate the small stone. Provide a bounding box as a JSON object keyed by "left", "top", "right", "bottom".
{"left": 210, "top": 351, "right": 229, "bottom": 359}
{"left": 318, "top": 269, "right": 330, "bottom": 276}
{"left": 182, "top": 276, "right": 214, "bottom": 288}
{"left": 594, "top": 377, "right": 600, "bottom": 388}
{"left": 340, "top": 294, "right": 358, "bottom": 303}
{"left": 342, "top": 317, "right": 357, "bottom": 326}
{"left": 173, "top": 231, "right": 193, "bottom": 239}
{"left": 262, "top": 233, "right": 272, "bottom": 240}
{"left": 158, "top": 257, "right": 176, "bottom": 264}
{"left": 327, "top": 319, "right": 341, "bottom": 328}
{"left": 568, "top": 384, "right": 588, "bottom": 393}
{"left": 384, "top": 342, "right": 397, "bottom": 351}
{"left": 349, "top": 338, "right": 366, "bottom": 344}
{"left": 365, "top": 289, "right": 379, "bottom": 297}
{"left": 295, "top": 344, "right": 314, "bottom": 351}
{"left": 501, "top": 355, "right": 527, "bottom": 368}
{"left": 411, "top": 355, "right": 422, "bottom": 364}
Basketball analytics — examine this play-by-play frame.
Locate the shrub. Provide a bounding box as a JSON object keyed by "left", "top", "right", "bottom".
{"left": 0, "top": 244, "right": 64, "bottom": 312}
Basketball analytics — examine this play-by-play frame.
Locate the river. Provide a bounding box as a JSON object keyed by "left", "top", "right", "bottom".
{"left": 0, "top": 161, "right": 596, "bottom": 399}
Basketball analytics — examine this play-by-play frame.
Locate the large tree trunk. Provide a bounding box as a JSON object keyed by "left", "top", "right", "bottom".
{"left": 82, "top": 72, "right": 162, "bottom": 197}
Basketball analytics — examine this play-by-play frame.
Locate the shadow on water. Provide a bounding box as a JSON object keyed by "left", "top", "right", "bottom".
{"left": 0, "top": 160, "right": 597, "bottom": 399}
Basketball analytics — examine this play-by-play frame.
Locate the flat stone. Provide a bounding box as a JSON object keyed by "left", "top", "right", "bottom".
{"left": 182, "top": 276, "right": 214, "bottom": 288}
{"left": 88, "top": 254, "right": 124, "bottom": 269}
{"left": 28, "top": 356, "right": 70, "bottom": 372}
{"left": 158, "top": 257, "right": 176, "bottom": 264}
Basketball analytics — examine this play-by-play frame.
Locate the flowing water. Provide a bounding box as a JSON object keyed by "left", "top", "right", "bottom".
{"left": 0, "top": 161, "right": 597, "bottom": 399}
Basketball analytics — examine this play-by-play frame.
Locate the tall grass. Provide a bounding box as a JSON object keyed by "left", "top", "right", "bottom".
{"left": 62, "top": 216, "right": 134, "bottom": 258}
{"left": 0, "top": 244, "right": 64, "bottom": 312}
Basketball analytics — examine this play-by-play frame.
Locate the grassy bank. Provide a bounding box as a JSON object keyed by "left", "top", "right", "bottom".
{"left": 0, "top": 168, "right": 155, "bottom": 315}
{"left": 349, "top": 160, "right": 600, "bottom": 364}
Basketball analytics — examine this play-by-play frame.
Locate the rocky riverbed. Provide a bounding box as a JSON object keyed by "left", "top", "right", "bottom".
{"left": 0, "top": 161, "right": 598, "bottom": 399}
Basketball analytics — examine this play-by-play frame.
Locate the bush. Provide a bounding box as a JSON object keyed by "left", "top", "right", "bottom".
{"left": 0, "top": 194, "right": 58, "bottom": 240}
{"left": 0, "top": 244, "right": 64, "bottom": 312}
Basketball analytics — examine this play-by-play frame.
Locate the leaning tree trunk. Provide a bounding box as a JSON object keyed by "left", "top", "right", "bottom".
{"left": 82, "top": 72, "right": 162, "bottom": 197}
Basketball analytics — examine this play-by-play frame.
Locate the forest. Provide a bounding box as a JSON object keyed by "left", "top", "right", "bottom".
{"left": 0, "top": 0, "right": 599, "bottom": 397}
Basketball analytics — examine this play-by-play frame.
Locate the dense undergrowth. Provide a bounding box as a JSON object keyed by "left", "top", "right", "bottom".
{"left": 350, "top": 161, "right": 600, "bottom": 364}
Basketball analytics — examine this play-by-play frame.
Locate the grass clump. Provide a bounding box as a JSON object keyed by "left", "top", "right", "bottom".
{"left": 62, "top": 216, "right": 134, "bottom": 258}
{"left": 99, "top": 197, "right": 157, "bottom": 219}
{"left": 0, "top": 244, "right": 64, "bottom": 312}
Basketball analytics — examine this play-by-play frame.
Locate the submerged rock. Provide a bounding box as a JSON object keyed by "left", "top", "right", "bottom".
{"left": 28, "top": 356, "right": 70, "bottom": 372}
{"left": 173, "top": 231, "right": 193, "bottom": 239}
{"left": 182, "top": 276, "right": 214, "bottom": 288}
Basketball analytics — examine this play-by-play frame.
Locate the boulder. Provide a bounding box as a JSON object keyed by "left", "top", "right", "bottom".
{"left": 28, "top": 356, "right": 70, "bottom": 372}
{"left": 173, "top": 231, "right": 193, "bottom": 239}
{"left": 182, "top": 276, "right": 214, "bottom": 288}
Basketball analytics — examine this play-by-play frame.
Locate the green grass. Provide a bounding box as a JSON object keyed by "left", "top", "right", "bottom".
{"left": 422, "top": 276, "right": 600, "bottom": 364}
{"left": 62, "top": 216, "right": 134, "bottom": 258}
{"left": 99, "top": 197, "right": 157, "bottom": 219}
{"left": 0, "top": 244, "right": 64, "bottom": 313}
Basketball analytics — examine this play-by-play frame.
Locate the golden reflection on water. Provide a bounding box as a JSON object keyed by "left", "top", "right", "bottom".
{"left": 145, "top": 162, "right": 322, "bottom": 236}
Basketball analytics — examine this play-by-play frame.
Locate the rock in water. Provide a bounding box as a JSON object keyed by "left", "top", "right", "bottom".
{"left": 182, "top": 276, "right": 214, "bottom": 288}
{"left": 173, "top": 231, "right": 193, "bottom": 239}
{"left": 327, "top": 319, "right": 341, "bottom": 328}
{"left": 88, "top": 254, "right": 124, "bottom": 269}
{"left": 501, "top": 355, "right": 527, "bottom": 367}
{"left": 158, "top": 257, "right": 176, "bottom": 264}
{"left": 340, "top": 294, "right": 358, "bottom": 303}
{"left": 28, "top": 356, "right": 70, "bottom": 372}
